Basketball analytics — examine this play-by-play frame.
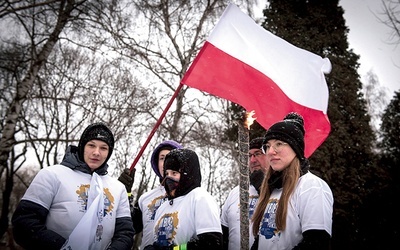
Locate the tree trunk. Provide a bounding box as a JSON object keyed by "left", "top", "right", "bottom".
{"left": 0, "top": 0, "right": 79, "bottom": 239}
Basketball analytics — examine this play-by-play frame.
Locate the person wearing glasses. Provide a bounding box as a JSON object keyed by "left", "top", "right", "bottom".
{"left": 221, "top": 137, "right": 269, "bottom": 250}
{"left": 250, "top": 112, "right": 333, "bottom": 250}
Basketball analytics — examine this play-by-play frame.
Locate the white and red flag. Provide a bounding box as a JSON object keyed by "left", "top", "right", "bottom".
{"left": 181, "top": 3, "right": 332, "bottom": 157}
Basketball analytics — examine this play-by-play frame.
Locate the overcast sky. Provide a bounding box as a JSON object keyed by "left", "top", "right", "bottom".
{"left": 340, "top": 0, "right": 400, "bottom": 99}
{"left": 254, "top": 0, "right": 399, "bottom": 101}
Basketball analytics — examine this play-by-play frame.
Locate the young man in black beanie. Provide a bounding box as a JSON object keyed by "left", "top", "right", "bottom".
{"left": 12, "top": 122, "right": 134, "bottom": 250}
{"left": 250, "top": 113, "right": 333, "bottom": 250}
{"left": 221, "top": 137, "right": 269, "bottom": 250}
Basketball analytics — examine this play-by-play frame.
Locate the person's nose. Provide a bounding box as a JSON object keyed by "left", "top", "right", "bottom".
{"left": 266, "top": 146, "right": 276, "bottom": 155}
{"left": 93, "top": 147, "right": 100, "bottom": 155}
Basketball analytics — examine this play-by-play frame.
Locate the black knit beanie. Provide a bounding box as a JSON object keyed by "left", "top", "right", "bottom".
{"left": 263, "top": 112, "right": 305, "bottom": 160}
{"left": 249, "top": 137, "right": 264, "bottom": 150}
{"left": 78, "top": 122, "right": 115, "bottom": 162}
{"left": 163, "top": 150, "right": 182, "bottom": 173}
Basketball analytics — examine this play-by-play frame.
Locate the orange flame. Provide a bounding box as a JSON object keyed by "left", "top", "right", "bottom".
{"left": 244, "top": 110, "right": 256, "bottom": 130}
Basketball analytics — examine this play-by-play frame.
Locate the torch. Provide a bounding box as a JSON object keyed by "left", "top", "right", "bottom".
{"left": 237, "top": 110, "right": 256, "bottom": 250}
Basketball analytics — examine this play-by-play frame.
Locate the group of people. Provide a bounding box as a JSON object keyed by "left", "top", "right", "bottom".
{"left": 12, "top": 112, "right": 334, "bottom": 250}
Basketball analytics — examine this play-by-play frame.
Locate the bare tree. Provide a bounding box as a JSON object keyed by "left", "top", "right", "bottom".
{"left": 104, "top": 0, "right": 260, "bottom": 196}
{"left": 0, "top": 0, "right": 154, "bottom": 240}
{"left": 97, "top": 1, "right": 259, "bottom": 248}
{"left": 0, "top": 0, "right": 262, "bottom": 245}
{"left": 362, "top": 70, "right": 389, "bottom": 150}
{"left": 0, "top": 0, "right": 82, "bottom": 238}
{"left": 379, "top": 0, "right": 400, "bottom": 46}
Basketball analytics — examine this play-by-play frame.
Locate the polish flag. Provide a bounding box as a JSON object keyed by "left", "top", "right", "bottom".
{"left": 181, "top": 3, "right": 331, "bottom": 157}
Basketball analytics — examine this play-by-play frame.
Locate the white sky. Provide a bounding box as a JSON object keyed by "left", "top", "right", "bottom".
{"left": 253, "top": 0, "right": 400, "bottom": 100}
{"left": 340, "top": 0, "right": 400, "bottom": 99}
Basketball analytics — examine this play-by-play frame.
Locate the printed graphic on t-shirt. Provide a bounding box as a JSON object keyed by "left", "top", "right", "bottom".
{"left": 235, "top": 194, "right": 259, "bottom": 219}
{"left": 147, "top": 195, "right": 166, "bottom": 220}
{"left": 260, "top": 198, "right": 280, "bottom": 239}
{"left": 154, "top": 212, "right": 179, "bottom": 247}
{"left": 249, "top": 194, "right": 259, "bottom": 219}
{"left": 75, "top": 184, "right": 115, "bottom": 216}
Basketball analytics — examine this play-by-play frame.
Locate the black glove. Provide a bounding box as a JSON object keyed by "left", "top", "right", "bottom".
{"left": 118, "top": 168, "right": 135, "bottom": 193}
{"left": 143, "top": 245, "right": 158, "bottom": 250}
{"left": 187, "top": 232, "right": 223, "bottom": 249}
{"left": 143, "top": 245, "right": 157, "bottom": 250}
{"left": 143, "top": 243, "right": 165, "bottom": 250}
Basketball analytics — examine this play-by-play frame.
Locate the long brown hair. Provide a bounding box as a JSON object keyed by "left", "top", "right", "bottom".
{"left": 251, "top": 157, "right": 301, "bottom": 236}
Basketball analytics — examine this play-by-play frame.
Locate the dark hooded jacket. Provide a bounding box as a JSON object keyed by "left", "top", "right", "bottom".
{"left": 12, "top": 145, "right": 134, "bottom": 250}
{"left": 163, "top": 148, "right": 202, "bottom": 200}
{"left": 145, "top": 149, "right": 223, "bottom": 250}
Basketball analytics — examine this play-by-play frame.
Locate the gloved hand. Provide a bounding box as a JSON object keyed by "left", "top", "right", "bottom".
{"left": 143, "top": 243, "right": 163, "bottom": 250}
{"left": 118, "top": 168, "right": 135, "bottom": 193}
{"left": 143, "top": 246, "right": 157, "bottom": 250}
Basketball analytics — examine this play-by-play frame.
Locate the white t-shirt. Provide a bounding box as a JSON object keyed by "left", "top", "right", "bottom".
{"left": 138, "top": 185, "right": 167, "bottom": 248}
{"left": 255, "top": 172, "right": 333, "bottom": 250}
{"left": 21, "top": 164, "right": 131, "bottom": 250}
{"left": 221, "top": 185, "right": 259, "bottom": 250}
{"left": 151, "top": 187, "right": 222, "bottom": 247}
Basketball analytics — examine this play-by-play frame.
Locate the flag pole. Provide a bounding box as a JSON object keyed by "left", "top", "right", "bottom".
{"left": 129, "top": 83, "right": 184, "bottom": 171}
{"left": 237, "top": 120, "right": 249, "bottom": 250}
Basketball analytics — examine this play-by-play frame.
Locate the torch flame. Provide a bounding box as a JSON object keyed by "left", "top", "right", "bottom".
{"left": 244, "top": 110, "right": 256, "bottom": 130}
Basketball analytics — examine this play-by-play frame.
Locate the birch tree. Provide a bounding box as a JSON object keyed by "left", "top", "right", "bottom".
{"left": 0, "top": 0, "right": 154, "bottom": 240}
{"left": 102, "top": 0, "right": 261, "bottom": 199}
{"left": 0, "top": 0, "right": 89, "bottom": 239}
{"left": 0, "top": 0, "right": 262, "bottom": 245}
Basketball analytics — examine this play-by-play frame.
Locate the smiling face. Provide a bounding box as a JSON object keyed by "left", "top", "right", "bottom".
{"left": 83, "top": 139, "right": 110, "bottom": 171}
